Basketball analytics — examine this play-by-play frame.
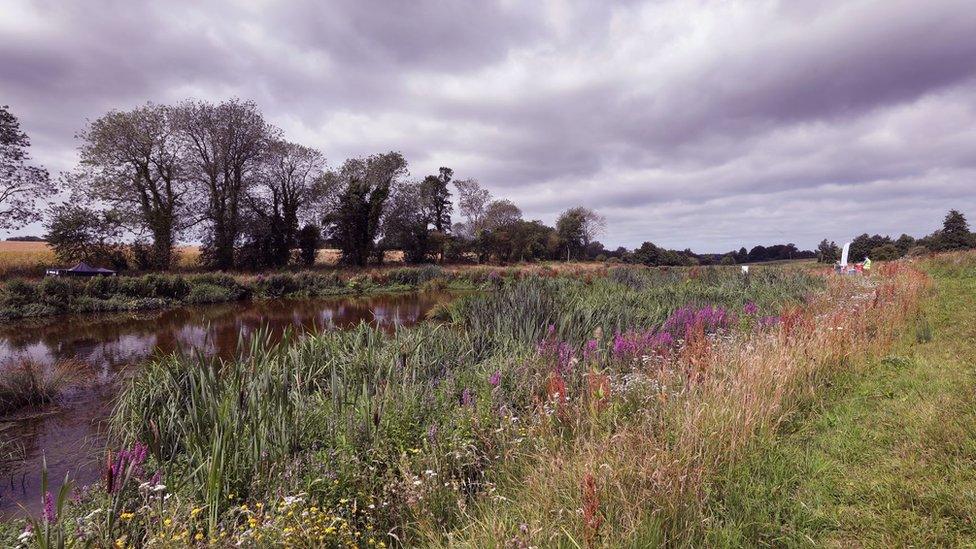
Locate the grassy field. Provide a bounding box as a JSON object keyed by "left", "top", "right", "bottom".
{"left": 0, "top": 256, "right": 951, "bottom": 547}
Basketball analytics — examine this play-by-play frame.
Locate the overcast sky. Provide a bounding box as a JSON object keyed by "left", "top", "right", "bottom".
{"left": 2, "top": 0, "right": 976, "bottom": 251}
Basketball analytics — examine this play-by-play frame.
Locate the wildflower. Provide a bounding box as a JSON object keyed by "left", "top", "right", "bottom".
{"left": 190, "top": 507, "right": 203, "bottom": 518}
{"left": 119, "top": 511, "right": 135, "bottom": 521}
{"left": 489, "top": 371, "right": 501, "bottom": 386}
{"left": 743, "top": 301, "right": 758, "bottom": 315}
{"left": 42, "top": 491, "right": 56, "bottom": 523}
{"left": 195, "top": 532, "right": 204, "bottom": 541}
{"left": 460, "top": 388, "right": 474, "bottom": 407}
{"left": 163, "top": 518, "right": 172, "bottom": 527}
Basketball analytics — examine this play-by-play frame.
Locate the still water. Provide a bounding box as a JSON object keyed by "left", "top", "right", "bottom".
{"left": 0, "top": 292, "right": 453, "bottom": 517}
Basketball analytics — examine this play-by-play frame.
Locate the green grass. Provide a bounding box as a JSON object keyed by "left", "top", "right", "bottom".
{"left": 701, "top": 257, "right": 976, "bottom": 547}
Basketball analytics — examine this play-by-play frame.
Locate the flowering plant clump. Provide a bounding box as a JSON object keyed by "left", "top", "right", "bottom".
{"left": 661, "top": 305, "right": 734, "bottom": 337}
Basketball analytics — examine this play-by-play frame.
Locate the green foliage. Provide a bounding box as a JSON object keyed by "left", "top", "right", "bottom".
{"left": 870, "top": 243, "right": 902, "bottom": 261}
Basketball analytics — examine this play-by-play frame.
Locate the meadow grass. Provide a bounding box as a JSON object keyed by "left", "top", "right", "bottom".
{"left": 0, "top": 260, "right": 936, "bottom": 547}
{"left": 697, "top": 252, "right": 976, "bottom": 547}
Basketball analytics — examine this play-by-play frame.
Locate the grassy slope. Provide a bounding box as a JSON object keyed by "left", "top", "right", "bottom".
{"left": 703, "top": 259, "right": 976, "bottom": 547}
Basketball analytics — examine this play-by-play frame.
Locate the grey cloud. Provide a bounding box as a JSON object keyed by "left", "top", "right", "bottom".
{"left": 2, "top": 0, "right": 976, "bottom": 249}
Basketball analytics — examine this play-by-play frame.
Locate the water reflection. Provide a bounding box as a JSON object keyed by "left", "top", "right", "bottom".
{"left": 0, "top": 292, "right": 452, "bottom": 517}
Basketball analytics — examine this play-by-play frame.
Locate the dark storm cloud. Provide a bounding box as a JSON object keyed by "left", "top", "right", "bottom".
{"left": 2, "top": 0, "right": 976, "bottom": 248}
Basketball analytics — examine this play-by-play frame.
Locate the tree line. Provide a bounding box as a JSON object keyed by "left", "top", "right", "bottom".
{"left": 3, "top": 101, "right": 973, "bottom": 272}
{"left": 815, "top": 210, "right": 976, "bottom": 264}
{"left": 2, "top": 101, "right": 609, "bottom": 270}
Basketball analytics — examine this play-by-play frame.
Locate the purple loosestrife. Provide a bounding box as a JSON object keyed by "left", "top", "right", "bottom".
{"left": 583, "top": 339, "right": 600, "bottom": 364}
{"left": 743, "top": 301, "right": 758, "bottom": 315}
{"left": 108, "top": 442, "right": 149, "bottom": 493}
{"left": 536, "top": 326, "right": 575, "bottom": 374}
{"left": 489, "top": 371, "right": 501, "bottom": 386}
{"left": 662, "top": 305, "right": 734, "bottom": 338}
{"left": 461, "top": 388, "right": 474, "bottom": 407}
{"left": 42, "top": 491, "right": 55, "bottom": 523}
{"left": 611, "top": 329, "right": 675, "bottom": 361}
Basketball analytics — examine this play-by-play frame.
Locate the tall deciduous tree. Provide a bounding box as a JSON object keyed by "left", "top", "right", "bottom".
{"left": 322, "top": 152, "right": 407, "bottom": 266}
{"left": 0, "top": 105, "right": 52, "bottom": 230}
{"left": 243, "top": 140, "right": 325, "bottom": 267}
{"left": 453, "top": 178, "right": 490, "bottom": 239}
{"left": 555, "top": 206, "right": 606, "bottom": 260}
{"left": 177, "top": 98, "right": 274, "bottom": 270}
{"left": 76, "top": 103, "right": 189, "bottom": 269}
{"left": 420, "top": 167, "right": 453, "bottom": 234}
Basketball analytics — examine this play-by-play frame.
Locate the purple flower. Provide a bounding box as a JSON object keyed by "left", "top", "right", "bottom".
{"left": 662, "top": 305, "right": 734, "bottom": 338}
{"left": 42, "top": 491, "right": 55, "bottom": 523}
{"left": 760, "top": 315, "right": 781, "bottom": 328}
{"left": 427, "top": 423, "right": 438, "bottom": 442}
{"left": 743, "top": 301, "right": 758, "bottom": 315}
{"left": 461, "top": 388, "right": 474, "bottom": 407}
{"left": 108, "top": 442, "right": 149, "bottom": 493}
{"left": 489, "top": 371, "right": 501, "bottom": 386}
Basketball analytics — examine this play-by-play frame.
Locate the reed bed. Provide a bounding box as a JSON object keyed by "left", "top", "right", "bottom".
{"left": 0, "top": 359, "right": 83, "bottom": 415}
{"left": 0, "top": 261, "right": 930, "bottom": 548}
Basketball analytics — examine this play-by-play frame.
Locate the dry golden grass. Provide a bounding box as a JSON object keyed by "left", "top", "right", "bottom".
{"left": 0, "top": 241, "right": 57, "bottom": 277}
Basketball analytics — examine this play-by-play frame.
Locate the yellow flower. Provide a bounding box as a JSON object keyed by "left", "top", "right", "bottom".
{"left": 240, "top": 504, "right": 249, "bottom": 511}
{"left": 255, "top": 502, "right": 264, "bottom": 509}
{"left": 190, "top": 507, "right": 203, "bottom": 518}
{"left": 119, "top": 512, "right": 135, "bottom": 521}
{"left": 163, "top": 518, "right": 173, "bottom": 527}
{"left": 194, "top": 532, "right": 204, "bottom": 541}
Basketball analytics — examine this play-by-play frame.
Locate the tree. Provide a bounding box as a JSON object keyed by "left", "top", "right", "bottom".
{"left": 720, "top": 254, "right": 736, "bottom": 265}
{"left": 45, "top": 204, "right": 127, "bottom": 268}
{"left": 296, "top": 223, "right": 321, "bottom": 267}
{"left": 894, "top": 234, "right": 916, "bottom": 254}
{"left": 849, "top": 233, "right": 892, "bottom": 262}
{"left": 816, "top": 239, "right": 840, "bottom": 263}
{"left": 454, "top": 178, "right": 491, "bottom": 238}
{"left": 935, "top": 209, "right": 973, "bottom": 251}
{"left": 747, "top": 245, "right": 767, "bottom": 262}
{"left": 870, "top": 243, "right": 901, "bottom": 261}
{"left": 382, "top": 181, "right": 433, "bottom": 264}
{"left": 556, "top": 206, "right": 606, "bottom": 261}
{"left": 243, "top": 139, "right": 324, "bottom": 267}
{"left": 0, "top": 105, "right": 53, "bottom": 230}
{"left": 420, "top": 167, "right": 453, "bottom": 233}
{"left": 177, "top": 98, "right": 274, "bottom": 270}
{"left": 75, "top": 103, "right": 190, "bottom": 269}
{"left": 321, "top": 152, "right": 407, "bottom": 266}
{"left": 631, "top": 241, "right": 662, "bottom": 266}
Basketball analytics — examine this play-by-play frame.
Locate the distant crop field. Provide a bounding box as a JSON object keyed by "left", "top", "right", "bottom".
{"left": 0, "top": 241, "right": 57, "bottom": 277}
{"left": 0, "top": 242, "right": 407, "bottom": 278}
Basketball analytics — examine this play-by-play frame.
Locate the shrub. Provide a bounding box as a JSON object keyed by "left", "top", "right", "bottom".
{"left": 384, "top": 265, "right": 444, "bottom": 287}
{"left": 2, "top": 278, "right": 38, "bottom": 307}
{"left": 185, "top": 283, "right": 235, "bottom": 304}
{"left": 255, "top": 273, "right": 300, "bottom": 298}
{"left": 85, "top": 275, "right": 119, "bottom": 299}
{"left": 37, "top": 276, "right": 78, "bottom": 308}
{"left": 144, "top": 274, "right": 191, "bottom": 299}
